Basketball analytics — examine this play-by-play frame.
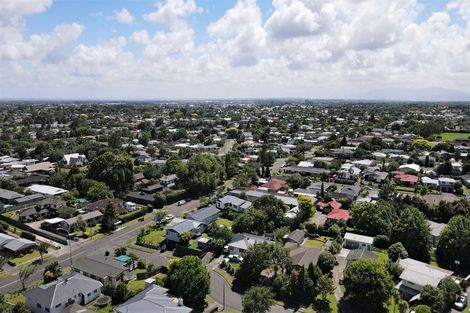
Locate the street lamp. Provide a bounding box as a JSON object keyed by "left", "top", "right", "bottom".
{"left": 58, "top": 227, "right": 73, "bottom": 267}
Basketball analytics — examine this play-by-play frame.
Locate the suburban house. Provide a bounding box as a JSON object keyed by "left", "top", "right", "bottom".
{"left": 317, "top": 200, "right": 342, "bottom": 213}
{"left": 260, "top": 178, "right": 288, "bottom": 193}
{"left": 326, "top": 208, "right": 351, "bottom": 221}
{"left": 399, "top": 164, "right": 421, "bottom": 174}
{"left": 62, "top": 153, "right": 88, "bottom": 166}
{"left": 25, "top": 272, "right": 102, "bottom": 313}
{"left": 72, "top": 253, "right": 130, "bottom": 287}
{"left": 286, "top": 244, "right": 322, "bottom": 269}
{"left": 333, "top": 185, "right": 361, "bottom": 199}
{"left": 283, "top": 229, "right": 305, "bottom": 246}
{"left": 216, "top": 195, "right": 252, "bottom": 212}
{"left": 396, "top": 258, "right": 453, "bottom": 301}
{"left": 227, "top": 233, "right": 272, "bottom": 256}
{"left": 393, "top": 172, "right": 418, "bottom": 186}
{"left": 165, "top": 219, "right": 204, "bottom": 243}
{"left": 125, "top": 191, "right": 155, "bottom": 205}
{"left": 63, "top": 211, "right": 103, "bottom": 232}
{"left": 438, "top": 177, "right": 456, "bottom": 193}
{"left": 0, "top": 233, "right": 36, "bottom": 255}
{"left": 160, "top": 174, "right": 177, "bottom": 187}
{"left": 0, "top": 188, "right": 24, "bottom": 204}
{"left": 116, "top": 283, "right": 192, "bottom": 313}
{"left": 24, "top": 161, "right": 55, "bottom": 174}
{"left": 428, "top": 220, "right": 446, "bottom": 247}
{"left": 26, "top": 184, "right": 68, "bottom": 196}
{"left": 187, "top": 205, "right": 221, "bottom": 225}
{"left": 421, "top": 177, "right": 440, "bottom": 190}
{"left": 343, "top": 232, "right": 374, "bottom": 251}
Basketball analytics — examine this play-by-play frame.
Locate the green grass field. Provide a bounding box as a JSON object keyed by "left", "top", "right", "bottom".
{"left": 142, "top": 229, "right": 165, "bottom": 244}
{"left": 12, "top": 250, "right": 40, "bottom": 265}
{"left": 215, "top": 218, "right": 233, "bottom": 228}
{"left": 304, "top": 236, "right": 329, "bottom": 248}
{"left": 395, "top": 186, "right": 416, "bottom": 192}
{"left": 439, "top": 132, "right": 470, "bottom": 141}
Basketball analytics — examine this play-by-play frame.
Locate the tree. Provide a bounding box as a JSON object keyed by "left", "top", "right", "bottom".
{"left": 438, "top": 276, "right": 461, "bottom": 309}
{"left": 232, "top": 208, "right": 268, "bottom": 235}
{"left": 108, "top": 132, "right": 122, "bottom": 149}
{"left": 391, "top": 208, "right": 431, "bottom": 262}
{"left": 317, "top": 251, "right": 336, "bottom": 274}
{"left": 43, "top": 261, "right": 62, "bottom": 283}
{"left": 19, "top": 265, "right": 36, "bottom": 290}
{"left": 102, "top": 201, "right": 118, "bottom": 232}
{"left": 242, "top": 286, "right": 274, "bottom": 313}
{"left": 420, "top": 285, "right": 444, "bottom": 313}
{"left": 252, "top": 195, "right": 288, "bottom": 232}
{"left": 413, "top": 305, "right": 431, "bottom": 313}
{"left": 387, "top": 242, "right": 408, "bottom": 262}
{"left": 38, "top": 242, "right": 49, "bottom": 263}
{"left": 343, "top": 259, "right": 394, "bottom": 310}
{"left": 11, "top": 303, "right": 30, "bottom": 313}
{"left": 350, "top": 202, "right": 395, "bottom": 236}
{"left": 114, "top": 246, "right": 127, "bottom": 257}
{"left": 112, "top": 282, "right": 129, "bottom": 304}
{"left": 179, "top": 232, "right": 192, "bottom": 246}
{"left": 182, "top": 153, "right": 225, "bottom": 195}
{"left": 166, "top": 256, "right": 210, "bottom": 307}
{"left": 207, "top": 224, "right": 233, "bottom": 253}
{"left": 436, "top": 216, "right": 470, "bottom": 269}
{"left": 297, "top": 195, "right": 315, "bottom": 223}
{"left": 86, "top": 181, "right": 113, "bottom": 201}
{"left": 287, "top": 174, "right": 310, "bottom": 189}
{"left": 73, "top": 215, "right": 87, "bottom": 233}
{"left": 307, "top": 263, "right": 323, "bottom": 294}
{"left": 224, "top": 152, "right": 240, "bottom": 178}
{"left": 88, "top": 152, "right": 134, "bottom": 195}
{"left": 317, "top": 274, "right": 335, "bottom": 301}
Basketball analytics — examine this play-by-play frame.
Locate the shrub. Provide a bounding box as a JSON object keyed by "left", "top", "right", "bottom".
{"left": 374, "top": 235, "right": 390, "bottom": 249}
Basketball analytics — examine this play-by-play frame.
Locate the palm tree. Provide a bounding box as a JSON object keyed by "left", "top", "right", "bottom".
{"left": 38, "top": 242, "right": 49, "bottom": 263}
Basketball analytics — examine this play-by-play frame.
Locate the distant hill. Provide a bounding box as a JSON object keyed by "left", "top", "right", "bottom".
{"left": 358, "top": 87, "right": 470, "bottom": 102}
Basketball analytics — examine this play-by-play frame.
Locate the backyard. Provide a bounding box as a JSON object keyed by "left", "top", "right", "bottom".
{"left": 304, "top": 236, "right": 330, "bottom": 248}
{"left": 439, "top": 132, "right": 470, "bottom": 141}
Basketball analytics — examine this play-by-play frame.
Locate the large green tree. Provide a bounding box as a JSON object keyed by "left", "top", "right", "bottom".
{"left": 87, "top": 151, "right": 134, "bottom": 195}
{"left": 350, "top": 202, "right": 395, "bottom": 236}
{"left": 343, "top": 259, "right": 394, "bottom": 310}
{"left": 436, "top": 216, "right": 470, "bottom": 269}
{"left": 242, "top": 286, "right": 274, "bottom": 313}
{"left": 391, "top": 208, "right": 431, "bottom": 262}
{"left": 252, "top": 195, "right": 288, "bottom": 232}
{"left": 182, "top": 153, "right": 225, "bottom": 194}
{"left": 166, "top": 256, "right": 210, "bottom": 308}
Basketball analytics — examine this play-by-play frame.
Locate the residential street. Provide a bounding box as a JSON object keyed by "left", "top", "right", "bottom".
{"left": 0, "top": 199, "right": 200, "bottom": 294}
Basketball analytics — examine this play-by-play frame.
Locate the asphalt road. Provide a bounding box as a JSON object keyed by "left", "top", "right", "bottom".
{"left": 0, "top": 199, "right": 200, "bottom": 294}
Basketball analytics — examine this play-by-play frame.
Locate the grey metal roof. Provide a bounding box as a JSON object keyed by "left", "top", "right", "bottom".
{"left": 399, "top": 258, "right": 452, "bottom": 288}
{"left": 72, "top": 254, "right": 127, "bottom": 279}
{"left": 25, "top": 272, "right": 103, "bottom": 310}
{"left": 167, "top": 219, "right": 202, "bottom": 234}
{"left": 116, "top": 284, "right": 191, "bottom": 313}
{"left": 187, "top": 205, "right": 220, "bottom": 223}
{"left": 3, "top": 237, "right": 36, "bottom": 252}
{"left": 0, "top": 188, "right": 23, "bottom": 200}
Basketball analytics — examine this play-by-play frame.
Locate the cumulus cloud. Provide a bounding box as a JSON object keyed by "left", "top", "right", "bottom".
{"left": 114, "top": 8, "right": 134, "bottom": 24}
{"left": 143, "top": 0, "right": 202, "bottom": 28}
{"left": 1, "top": 0, "right": 470, "bottom": 99}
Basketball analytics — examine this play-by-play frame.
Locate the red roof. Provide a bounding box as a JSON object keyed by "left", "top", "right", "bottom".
{"left": 327, "top": 208, "right": 351, "bottom": 221}
{"left": 262, "top": 178, "right": 287, "bottom": 191}
{"left": 317, "top": 200, "right": 342, "bottom": 211}
{"left": 394, "top": 173, "right": 418, "bottom": 183}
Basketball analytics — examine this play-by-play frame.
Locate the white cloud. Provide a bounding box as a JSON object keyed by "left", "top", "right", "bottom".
{"left": 143, "top": 0, "right": 202, "bottom": 28}
{"left": 114, "top": 8, "right": 134, "bottom": 24}
{"left": 1, "top": 0, "right": 470, "bottom": 99}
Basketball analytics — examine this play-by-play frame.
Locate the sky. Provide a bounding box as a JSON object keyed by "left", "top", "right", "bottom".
{"left": 0, "top": 0, "right": 469, "bottom": 100}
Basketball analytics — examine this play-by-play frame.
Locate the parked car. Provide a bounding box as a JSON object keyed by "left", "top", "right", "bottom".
{"left": 228, "top": 254, "right": 243, "bottom": 263}
{"left": 160, "top": 244, "right": 167, "bottom": 253}
{"left": 223, "top": 245, "right": 229, "bottom": 254}
{"left": 177, "top": 200, "right": 186, "bottom": 206}
{"left": 164, "top": 214, "right": 174, "bottom": 221}
{"left": 454, "top": 293, "right": 468, "bottom": 311}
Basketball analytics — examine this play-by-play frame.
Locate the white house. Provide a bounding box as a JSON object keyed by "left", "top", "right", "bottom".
{"left": 160, "top": 174, "right": 177, "bottom": 187}
{"left": 396, "top": 258, "right": 453, "bottom": 301}
{"left": 399, "top": 164, "right": 421, "bottom": 174}
{"left": 421, "top": 177, "right": 439, "bottom": 190}
{"left": 343, "top": 232, "right": 374, "bottom": 251}
{"left": 62, "top": 153, "right": 88, "bottom": 166}
{"left": 25, "top": 272, "right": 102, "bottom": 313}
{"left": 227, "top": 233, "right": 272, "bottom": 256}
{"left": 438, "top": 177, "right": 456, "bottom": 193}
{"left": 216, "top": 195, "right": 252, "bottom": 213}
{"left": 165, "top": 219, "right": 204, "bottom": 243}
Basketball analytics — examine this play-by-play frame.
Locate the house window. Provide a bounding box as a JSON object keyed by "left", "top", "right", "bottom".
{"left": 37, "top": 304, "right": 42, "bottom": 309}
{"left": 87, "top": 293, "right": 91, "bottom": 297}
{"left": 94, "top": 289, "right": 98, "bottom": 293}
{"left": 55, "top": 303, "right": 61, "bottom": 308}
{"left": 46, "top": 308, "right": 50, "bottom": 312}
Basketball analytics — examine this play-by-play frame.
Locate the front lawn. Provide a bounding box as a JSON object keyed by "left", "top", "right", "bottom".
{"left": 215, "top": 218, "right": 233, "bottom": 228}
{"left": 142, "top": 229, "right": 165, "bottom": 245}
{"left": 372, "top": 248, "right": 389, "bottom": 264}
{"left": 87, "top": 300, "right": 113, "bottom": 313}
{"left": 12, "top": 250, "right": 40, "bottom": 265}
{"left": 395, "top": 186, "right": 416, "bottom": 192}
{"left": 304, "top": 236, "right": 329, "bottom": 248}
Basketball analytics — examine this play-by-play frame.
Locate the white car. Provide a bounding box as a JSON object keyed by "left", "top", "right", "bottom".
{"left": 454, "top": 293, "right": 468, "bottom": 311}
{"left": 164, "top": 214, "right": 174, "bottom": 221}
{"left": 177, "top": 200, "right": 186, "bottom": 206}
{"left": 228, "top": 254, "right": 243, "bottom": 263}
